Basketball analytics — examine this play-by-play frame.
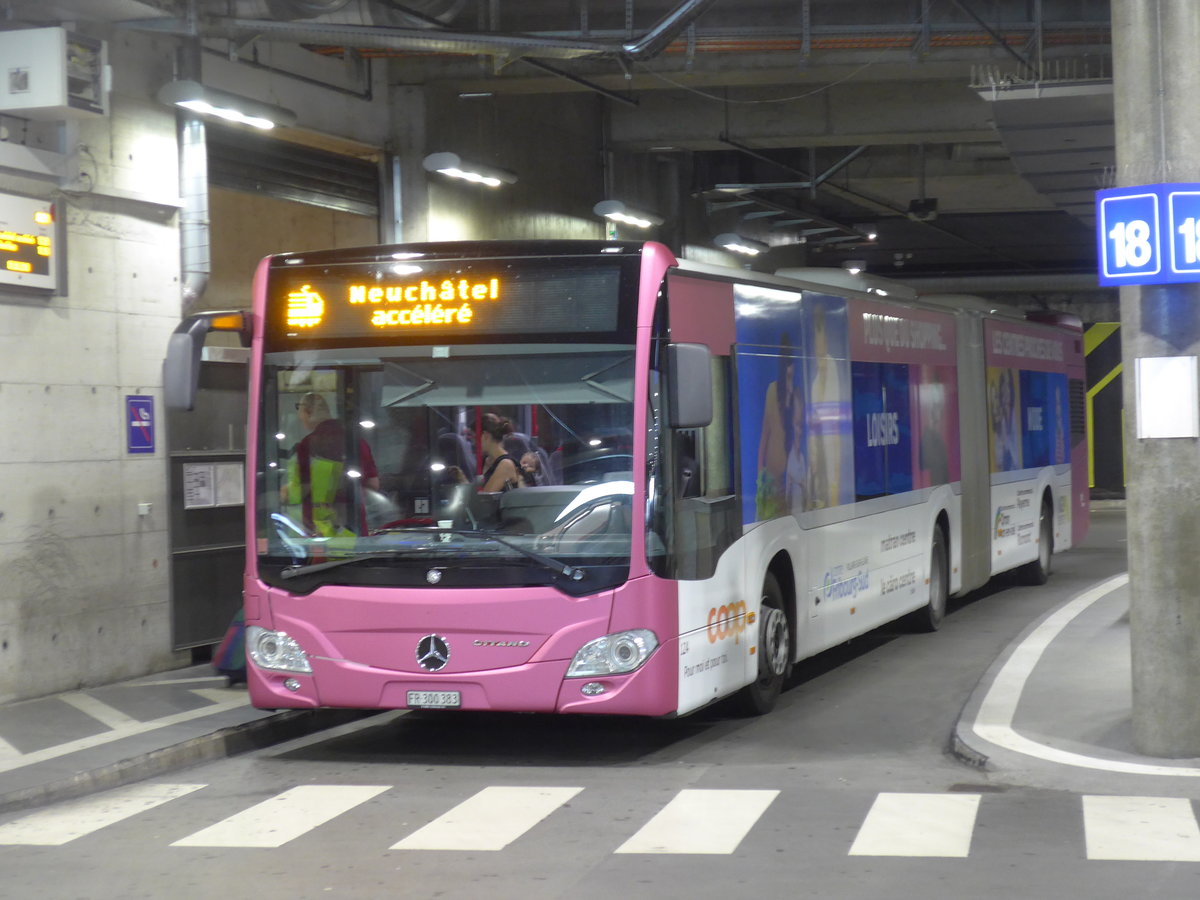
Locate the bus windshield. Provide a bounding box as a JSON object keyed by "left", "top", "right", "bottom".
{"left": 256, "top": 343, "right": 636, "bottom": 590}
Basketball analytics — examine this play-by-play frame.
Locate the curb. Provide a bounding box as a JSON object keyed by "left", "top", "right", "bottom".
{"left": 949, "top": 725, "right": 990, "bottom": 770}
{"left": 0, "top": 709, "right": 373, "bottom": 816}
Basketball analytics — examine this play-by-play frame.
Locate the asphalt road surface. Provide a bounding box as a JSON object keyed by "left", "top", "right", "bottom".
{"left": 4, "top": 510, "right": 1182, "bottom": 900}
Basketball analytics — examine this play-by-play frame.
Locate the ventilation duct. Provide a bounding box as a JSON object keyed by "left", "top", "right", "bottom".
{"left": 201, "top": 0, "right": 466, "bottom": 27}
{"left": 130, "top": 0, "right": 715, "bottom": 63}
{"left": 623, "top": 0, "right": 719, "bottom": 60}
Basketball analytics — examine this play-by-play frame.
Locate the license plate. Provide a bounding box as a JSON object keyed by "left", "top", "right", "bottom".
{"left": 406, "top": 690, "right": 461, "bottom": 709}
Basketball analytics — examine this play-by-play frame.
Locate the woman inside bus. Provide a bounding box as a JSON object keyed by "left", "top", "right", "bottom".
{"left": 478, "top": 412, "right": 525, "bottom": 492}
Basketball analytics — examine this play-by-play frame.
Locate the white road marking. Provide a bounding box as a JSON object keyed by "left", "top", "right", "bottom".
{"left": 0, "top": 692, "right": 251, "bottom": 775}
{"left": 58, "top": 692, "right": 140, "bottom": 729}
{"left": 393, "top": 786, "right": 582, "bottom": 851}
{"left": 189, "top": 688, "right": 244, "bottom": 704}
{"left": 121, "top": 677, "right": 228, "bottom": 687}
{"left": 172, "top": 785, "right": 390, "bottom": 848}
{"left": 614, "top": 789, "right": 779, "bottom": 855}
{"left": 969, "top": 572, "right": 1200, "bottom": 777}
{"left": 0, "top": 783, "right": 205, "bottom": 845}
{"left": 849, "top": 792, "right": 981, "bottom": 858}
{"left": 1084, "top": 795, "right": 1200, "bottom": 861}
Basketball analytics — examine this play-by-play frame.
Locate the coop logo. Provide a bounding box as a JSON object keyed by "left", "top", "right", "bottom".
{"left": 707, "top": 601, "right": 748, "bottom": 644}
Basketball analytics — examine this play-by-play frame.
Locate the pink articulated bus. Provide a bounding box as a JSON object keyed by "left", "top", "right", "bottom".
{"left": 165, "top": 240, "right": 1089, "bottom": 718}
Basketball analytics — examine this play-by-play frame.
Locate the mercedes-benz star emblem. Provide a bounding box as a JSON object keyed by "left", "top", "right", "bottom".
{"left": 426, "top": 569, "right": 442, "bottom": 584}
{"left": 416, "top": 634, "right": 450, "bottom": 672}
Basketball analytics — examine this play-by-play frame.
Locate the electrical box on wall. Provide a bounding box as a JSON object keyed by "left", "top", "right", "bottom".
{"left": 0, "top": 27, "right": 109, "bottom": 119}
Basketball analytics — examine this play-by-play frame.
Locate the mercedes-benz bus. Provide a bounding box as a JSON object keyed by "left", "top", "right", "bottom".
{"left": 165, "top": 240, "right": 1088, "bottom": 717}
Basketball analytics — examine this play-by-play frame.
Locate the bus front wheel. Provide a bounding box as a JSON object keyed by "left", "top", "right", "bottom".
{"left": 734, "top": 572, "right": 790, "bottom": 716}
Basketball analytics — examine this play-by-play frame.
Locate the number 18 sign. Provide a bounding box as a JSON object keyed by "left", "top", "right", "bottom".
{"left": 1097, "top": 183, "right": 1200, "bottom": 285}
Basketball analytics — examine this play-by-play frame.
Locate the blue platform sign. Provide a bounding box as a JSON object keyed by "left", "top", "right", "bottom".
{"left": 126, "top": 395, "right": 155, "bottom": 454}
{"left": 1097, "top": 183, "right": 1200, "bottom": 285}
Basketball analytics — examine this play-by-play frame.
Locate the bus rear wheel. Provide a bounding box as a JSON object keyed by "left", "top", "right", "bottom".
{"left": 1020, "top": 499, "right": 1054, "bottom": 585}
{"left": 734, "top": 572, "right": 790, "bottom": 716}
{"left": 906, "top": 525, "right": 948, "bottom": 632}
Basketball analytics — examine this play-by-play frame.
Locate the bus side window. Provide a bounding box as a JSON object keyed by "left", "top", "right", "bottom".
{"left": 677, "top": 429, "right": 700, "bottom": 498}
{"left": 673, "top": 355, "right": 738, "bottom": 580}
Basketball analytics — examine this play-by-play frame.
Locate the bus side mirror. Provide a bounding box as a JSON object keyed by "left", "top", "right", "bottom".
{"left": 164, "top": 311, "right": 251, "bottom": 411}
{"left": 666, "top": 342, "right": 713, "bottom": 428}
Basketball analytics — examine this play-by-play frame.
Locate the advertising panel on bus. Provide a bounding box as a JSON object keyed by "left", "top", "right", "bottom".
{"left": 848, "top": 298, "right": 960, "bottom": 500}
{"left": 733, "top": 286, "right": 854, "bottom": 525}
{"left": 984, "top": 320, "right": 1074, "bottom": 567}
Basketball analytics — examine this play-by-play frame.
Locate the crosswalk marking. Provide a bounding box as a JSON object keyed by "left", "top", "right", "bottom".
{"left": 0, "top": 783, "right": 206, "bottom": 846}
{"left": 172, "top": 785, "right": 390, "bottom": 848}
{"left": 1083, "top": 795, "right": 1200, "bottom": 861}
{"left": 614, "top": 789, "right": 779, "bottom": 855}
{"left": 9, "top": 784, "right": 1200, "bottom": 862}
{"left": 392, "top": 786, "right": 582, "bottom": 851}
{"left": 849, "top": 792, "right": 981, "bottom": 858}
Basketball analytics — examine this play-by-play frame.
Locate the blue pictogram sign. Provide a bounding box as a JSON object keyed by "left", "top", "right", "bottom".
{"left": 127, "top": 395, "right": 155, "bottom": 454}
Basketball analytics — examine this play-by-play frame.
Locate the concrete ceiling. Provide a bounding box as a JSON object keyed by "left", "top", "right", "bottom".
{"left": 3, "top": 0, "right": 1115, "bottom": 283}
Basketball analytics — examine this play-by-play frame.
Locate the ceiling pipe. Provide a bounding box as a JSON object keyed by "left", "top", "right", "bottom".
{"left": 125, "top": 0, "right": 721, "bottom": 64}
{"left": 212, "top": 0, "right": 465, "bottom": 26}
{"left": 266, "top": 0, "right": 353, "bottom": 15}
{"left": 622, "top": 0, "right": 720, "bottom": 61}
{"left": 129, "top": 16, "right": 608, "bottom": 58}
{"left": 177, "top": 0, "right": 210, "bottom": 317}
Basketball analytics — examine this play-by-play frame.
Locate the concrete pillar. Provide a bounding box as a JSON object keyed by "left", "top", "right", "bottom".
{"left": 1113, "top": 0, "right": 1200, "bottom": 756}
{"left": 391, "top": 85, "right": 430, "bottom": 242}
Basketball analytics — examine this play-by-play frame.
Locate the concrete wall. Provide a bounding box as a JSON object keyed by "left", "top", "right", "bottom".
{"left": 415, "top": 90, "right": 607, "bottom": 242}
{"left": 206, "top": 188, "right": 378, "bottom": 313}
{"left": 0, "top": 27, "right": 184, "bottom": 703}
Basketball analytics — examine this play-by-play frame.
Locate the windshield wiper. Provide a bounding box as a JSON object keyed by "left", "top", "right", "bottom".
{"left": 304, "top": 526, "right": 586, "bottom": 582}
{"left": 459, "top": 528, "right": 586, "bottom": 582}
{"left": 279, "top": 540, "right": 494, "bottom": 580}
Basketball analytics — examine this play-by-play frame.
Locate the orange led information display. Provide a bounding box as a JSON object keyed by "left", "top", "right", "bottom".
{"left": 350, "top": 277, "right": 499, "bottom": 330}
{"left": 0, "top": 193, "right": 55, "bottom": 292}
{"left": 268, "top": 256, "right": 624, "bottom": 347}
{"left": 285, "top": 277, "right": 503, "bottom": 334}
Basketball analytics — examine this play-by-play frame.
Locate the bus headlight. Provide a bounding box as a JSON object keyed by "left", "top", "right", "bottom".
{"left": 246, "top": 626, "right": 312, "bottom": 674}
{"left": 566, "top": 629, "right": 657, "bottom": 677}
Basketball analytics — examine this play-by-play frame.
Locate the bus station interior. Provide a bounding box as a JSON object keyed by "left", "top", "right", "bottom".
{"left": 0, "top": 0, "right": 1126, "bottom": 704}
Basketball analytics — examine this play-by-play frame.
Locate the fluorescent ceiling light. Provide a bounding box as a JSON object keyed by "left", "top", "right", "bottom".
{"left": 157, "top": 80, "right": 297, "bottom": 130}
{"left": 716, "top": 233, "right": 769, "bottom": 256}
{"left": 423, "top": 152, "right": 516, "bottom": 187}
{"left": 593, "top": 200, "right": 664, "bottom": 229}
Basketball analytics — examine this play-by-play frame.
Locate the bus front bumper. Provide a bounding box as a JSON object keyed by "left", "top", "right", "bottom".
{"left": 246, "top": 640, "right": 679, "bottom": 717}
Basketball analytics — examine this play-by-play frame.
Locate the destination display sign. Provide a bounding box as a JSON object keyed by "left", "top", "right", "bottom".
{"left": 267, "top": 259, "right": 625, "bottom": 345}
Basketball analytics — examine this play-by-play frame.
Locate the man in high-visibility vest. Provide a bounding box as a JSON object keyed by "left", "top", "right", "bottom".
{"left": 284, "top": 392, "right": 379, "bottom": 536}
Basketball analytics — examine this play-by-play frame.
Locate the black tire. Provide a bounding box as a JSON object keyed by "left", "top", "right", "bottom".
{"left": 1020, "top": 499, "right": 1054, "bottom": 585}
{"left": 907, "top": 525, "right": 948, "bottom": 632}
{"left": 734, "top": 572, "right": 790, "bottom": 716}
